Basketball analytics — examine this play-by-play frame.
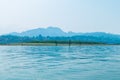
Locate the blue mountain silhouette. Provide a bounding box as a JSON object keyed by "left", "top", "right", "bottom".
{"left": 9, "top": 27, "right": 81, "bottom": 37}
{"left": 6, "top": 26, "right": 120, "bottom": 44}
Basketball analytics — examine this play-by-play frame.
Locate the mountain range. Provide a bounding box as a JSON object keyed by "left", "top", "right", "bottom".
{"left": 9, "top": 27, "right": 82, "bottom": 37}
{"left": 0, "top": 26, "right": 120, "bottom": 44}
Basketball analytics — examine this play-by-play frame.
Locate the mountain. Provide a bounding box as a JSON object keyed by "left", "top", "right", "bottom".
{"left": 9, "top": 27, "right": 81, "bottom": 37}
{"left": 5, "top": 26, "right": 120, "bottom": 44}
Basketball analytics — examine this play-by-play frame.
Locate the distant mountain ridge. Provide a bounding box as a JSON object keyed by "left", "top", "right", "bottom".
{"left": 1, "top": 26, "right": 120, "bottom": 44}
{"left": 9, "top": 26, "right": 120, "bottom": 38}
{"left": 9, "top": 27, "right": 81, "bottom": 37}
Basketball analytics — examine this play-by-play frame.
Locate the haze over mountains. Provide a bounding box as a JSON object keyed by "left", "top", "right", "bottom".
{"left": 9, "top": 27, "right": 82, "bottom": 37}
{"left": 0, "top": 26, "right": 119, "bottom": 44}
{"left": 8, "top": 26, "right": 119, "bottom": 37}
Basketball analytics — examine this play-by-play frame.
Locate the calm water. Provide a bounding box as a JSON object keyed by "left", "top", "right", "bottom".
{"left": 0, "top": 45, "right": 120, "bottom": 80}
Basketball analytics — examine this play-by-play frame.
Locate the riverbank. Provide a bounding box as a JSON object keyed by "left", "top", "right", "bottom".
{"left": 0, "top": 42, "right": 119, "bottom": 46}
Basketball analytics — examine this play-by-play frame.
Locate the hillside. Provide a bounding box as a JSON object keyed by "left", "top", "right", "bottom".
{"left": 9, "top": 27, "right": 81, "bottom": 37}
{"left": 0, "top": 27, "right": 119, "bottom": 44}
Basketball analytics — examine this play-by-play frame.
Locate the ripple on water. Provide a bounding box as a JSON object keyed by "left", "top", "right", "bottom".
{"left": 0, "top": 45, "right": 119, "bottom": 80}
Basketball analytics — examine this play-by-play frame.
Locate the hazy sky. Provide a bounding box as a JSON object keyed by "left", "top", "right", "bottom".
{"left": 0, "top": 0, "right": 120, "bottom": 34}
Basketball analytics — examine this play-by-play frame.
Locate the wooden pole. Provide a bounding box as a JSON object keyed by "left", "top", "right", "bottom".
{"left": 55, "top": 41, "right": 58, "bottom": 46}
{"left": 69, "top": 39, "right": 71, "bottom": 46}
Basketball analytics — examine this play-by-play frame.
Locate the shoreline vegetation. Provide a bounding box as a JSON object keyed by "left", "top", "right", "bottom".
{"left": 1, "top": 34, "right": 120, "bottom": 46}
{"left": 0, "top": 41, "right": 119, "bottom": 46}
{"left": 1, "top": 27, "right": 120, "bottom": 46}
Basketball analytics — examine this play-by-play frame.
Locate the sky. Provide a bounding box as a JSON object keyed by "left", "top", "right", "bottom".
{"left": 0, "top": 0, "right": 120, "bottom": 34}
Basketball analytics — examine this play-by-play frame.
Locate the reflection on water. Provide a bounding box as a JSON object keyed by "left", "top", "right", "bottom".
{"left": 0, "top": 45, "right": 120, "bottom": 80}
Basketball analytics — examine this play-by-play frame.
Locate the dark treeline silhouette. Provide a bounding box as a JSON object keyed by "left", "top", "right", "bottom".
{"left": 0, "top": 34, "right": 120, "bottom": 44}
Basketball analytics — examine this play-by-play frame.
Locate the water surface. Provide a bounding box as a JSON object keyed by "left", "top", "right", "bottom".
{"left": 0, "top": 45, "right": 120, "bottom": 80}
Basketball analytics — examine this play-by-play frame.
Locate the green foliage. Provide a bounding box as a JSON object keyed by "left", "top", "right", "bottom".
{"left": 0, "top": 34, "right": 120, "bottom": 45}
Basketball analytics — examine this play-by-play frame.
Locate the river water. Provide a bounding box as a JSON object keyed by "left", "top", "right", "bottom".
{"left": 0, "top": 45, "right": 120, "bottom": 80}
